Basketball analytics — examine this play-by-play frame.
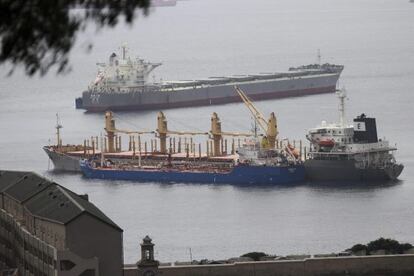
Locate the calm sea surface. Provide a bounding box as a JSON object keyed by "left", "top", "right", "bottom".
{"left": 1, "top": 0, "right": 414, "bottom": 263}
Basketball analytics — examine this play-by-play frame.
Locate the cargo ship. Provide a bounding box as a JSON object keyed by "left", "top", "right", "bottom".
{"left": 304, "top": 90, "right": 404, "bottom": 181}
{"left": 51, "top": 86, "right": 310, "bottom": 178}
{"left": 75, "top": 45, "right": 343, "bottom": 112}
{"left": 44, "top": 112, "right": 238, "bottom": 172}
{"left": 80, "top": 138, "right": 305, "bottom": 185}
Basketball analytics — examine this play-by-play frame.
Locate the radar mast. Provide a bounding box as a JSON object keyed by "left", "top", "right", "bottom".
{"left": 56, "top": 113, "right": 63, "bottom": 147}
{"left": 336, "top": 88, "right": 347, "bottom": 127}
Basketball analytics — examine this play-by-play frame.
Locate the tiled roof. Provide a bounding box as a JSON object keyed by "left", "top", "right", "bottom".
{"left": 58, "top": 186, "right": 122, "bottom": 231}
{"left": 2, "top": 171, "right": 52, "bottom": 202}
{"left": 0, "top": 170, "right": 122, "bottom": 231}
{"left": 0, "top": 170, "right": 28, "bottom": 191}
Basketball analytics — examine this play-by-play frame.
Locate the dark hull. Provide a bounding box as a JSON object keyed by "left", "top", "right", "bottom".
{"left": 304, "top": 159, "right": 403, "bottom": 181}
{"left": 81, "top": 85, "right": 336, "bottom": 112}
{"left": 78, "top": 60, "right": 343, "bottom": 112}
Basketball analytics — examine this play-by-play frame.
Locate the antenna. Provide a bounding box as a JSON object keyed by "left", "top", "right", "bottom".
{"left": 336, "top": 87, "right": 347, "bottom": 127}
{"left": 251, "top": 117, "right": 258, "bottom": 138}
{"left": 317, "top": 49, "right": 321, "bottom": 65}
{"left": 56, "top": 113, "right": 63, "bottom": 147}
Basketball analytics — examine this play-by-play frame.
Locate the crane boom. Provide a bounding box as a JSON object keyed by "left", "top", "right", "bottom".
{"left": 219, "top": 131, "right": 253, "bottom": 137}
{"left": 234, "top": 86, "right": 268, "bottom": 133}
{"left": 104, "top": 111, "right": 154, "bottom": 135}
{"left": 234, "top": 86, "right": 279, "bottom": 149}
{"left": 166, "top": 130, "right": 209, "bottom": 136}
{"left": 112, "top": 128, "right": 155, "bottom": 135}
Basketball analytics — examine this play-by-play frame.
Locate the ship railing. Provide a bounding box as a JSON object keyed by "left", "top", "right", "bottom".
{"left": 159, "top": 70, "right": 337, "bottom": 91}
{"left": 106, "top": 161, "right": 234, "bottom": 173}
{"left": 289, "top": 63, "right": 344, "bottom": 73}
{"left": 88, "top": 84, "right": 163, "bottom": 93}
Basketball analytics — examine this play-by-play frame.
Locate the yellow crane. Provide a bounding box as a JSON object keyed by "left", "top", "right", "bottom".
{"left": 105, "top": 111, "right": 155, "bottom": 153}
{"left": 104, "top": 110, "right": 253, "bottom": 156}
{"left": 210, "top": 112, "right": 252, "bottom": 156}
{"left": 157, "top": 111, "right": 209, "bottom": 154}
{"left": 234, "top": 86, "right": 278, "bottom": 149}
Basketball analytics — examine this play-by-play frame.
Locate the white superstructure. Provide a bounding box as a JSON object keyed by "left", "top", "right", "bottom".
{"left": 92, "top": 44, "right": 161, "bottom": 90}
{"left": 304, "top": 89, "right": 403, "bottom": 181}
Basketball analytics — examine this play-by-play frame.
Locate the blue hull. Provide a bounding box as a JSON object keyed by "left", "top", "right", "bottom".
{"left": 80, "top": 162, "right": 305, "bottom": 185}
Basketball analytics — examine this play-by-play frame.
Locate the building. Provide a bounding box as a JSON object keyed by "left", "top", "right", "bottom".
{"left": 136, "top": 236, "right": 160, "bottom": 276}
{"left": 0, "top": 170, "right": 123, "bottom": 276}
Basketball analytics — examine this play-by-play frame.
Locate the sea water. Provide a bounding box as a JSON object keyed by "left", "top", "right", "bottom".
{"left": 0, "top": 0, "right": 413, "bottom": 263}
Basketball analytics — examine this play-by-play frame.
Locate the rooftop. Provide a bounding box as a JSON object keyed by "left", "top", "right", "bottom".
{"left": 3, "top": 171, "right": 52, "bottom": 203}
{"left": 0, "top": 170, "right": 122, "bottom": 231}
{"left": 0, "top": 170, "right": 27, "bottom": 191}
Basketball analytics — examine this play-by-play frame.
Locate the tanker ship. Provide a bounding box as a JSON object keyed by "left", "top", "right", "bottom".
{"left": 75, "top": 45, "right": 343, "bottom": 112}
{"left": 304, "top": 90, "right": 404, "bottom": 181}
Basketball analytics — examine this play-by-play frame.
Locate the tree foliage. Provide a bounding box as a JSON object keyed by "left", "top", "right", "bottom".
{"left": 348, "top": 243, "right": 367, "bottom": 253}
{"left": 366, "top": 237, "right": 412, "bottom": 254}
{"left": 240, "top": 252, "right": 268, "bottom": 261}
{"left": 0, "top": 0, "right": 150, "bottom": 76}
{"left": 348, "top": 238, "right": 413, "bottom": 255}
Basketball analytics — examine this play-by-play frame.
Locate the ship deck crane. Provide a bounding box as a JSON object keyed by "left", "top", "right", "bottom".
{"left": 210, "top": 112, "right": 252, "bottom": 156}
{"left": 234, "top": 86, "right": 278, "bottom": 149}
{"left": 105, "top": 111, "right": 155, "bottom": 153}
{"left": 158, "top": 111, "right": 253, "bottom": 156}
{"left": 105, "top": 110, "right": 253, "bottom": 156}
{"left": 157, "top": 111, "right": 209, "bottom": 154}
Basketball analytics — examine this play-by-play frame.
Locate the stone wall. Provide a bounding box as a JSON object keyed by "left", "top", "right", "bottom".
{"left": 124, "top": 254, "right": 414, "bottom": 276}
{"left": 305, "top": 255, "right": 414, "bottom": 276}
